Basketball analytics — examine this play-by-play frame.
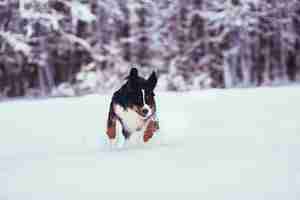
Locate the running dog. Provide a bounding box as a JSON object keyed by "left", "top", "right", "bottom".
{"left": 105, "top": 68, "right": 159, "bottom": 145}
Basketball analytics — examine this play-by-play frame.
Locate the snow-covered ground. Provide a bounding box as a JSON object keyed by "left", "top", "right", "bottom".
{"left": 1, "top": 87, "right": 300, "bottom": 200}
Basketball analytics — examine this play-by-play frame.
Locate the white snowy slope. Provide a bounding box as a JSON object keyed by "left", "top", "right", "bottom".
{"left": 0, "top": 87, "right": 300, "bottom": 200}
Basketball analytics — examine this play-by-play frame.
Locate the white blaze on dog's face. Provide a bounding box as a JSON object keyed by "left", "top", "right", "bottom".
{"left": 141, "top": 89, "right": 152, "bottom": 118}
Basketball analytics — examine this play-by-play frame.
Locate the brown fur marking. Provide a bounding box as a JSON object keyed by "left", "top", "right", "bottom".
{"left": 143, "top": 120, "right": 159, "bottom": 143}
{"left": 106, "top": 102, "right": 117, "bottom": 139}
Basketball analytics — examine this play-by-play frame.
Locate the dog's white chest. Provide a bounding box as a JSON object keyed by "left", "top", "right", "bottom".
{"left": 114, "top": 105, "right": 146, "bottom": 133}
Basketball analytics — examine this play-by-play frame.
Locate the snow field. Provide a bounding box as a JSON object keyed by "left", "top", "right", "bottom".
{"left": 0, "top": 87, "right": 300, "bottom": 199}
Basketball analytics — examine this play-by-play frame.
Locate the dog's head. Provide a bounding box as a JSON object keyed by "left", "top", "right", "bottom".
{"left": 122, "top": 68, "right": 158, "bottom": 118}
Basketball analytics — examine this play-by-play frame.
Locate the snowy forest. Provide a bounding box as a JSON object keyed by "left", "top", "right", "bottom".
{"left": 1, "top": 0, "right": 300, "bottom": 99}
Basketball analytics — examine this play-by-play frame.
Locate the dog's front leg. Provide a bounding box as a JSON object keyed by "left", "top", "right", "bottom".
{"left": 143, "top": 120, "right": 159, "bottom": 143}
{"left": 106, "top": 102, "right": 117, "bottom": 146}
{"left": 122, "top": 129, "right": 131, "bottom": 148}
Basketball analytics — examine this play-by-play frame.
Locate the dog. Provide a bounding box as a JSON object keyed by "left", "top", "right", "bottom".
{"left": 105, "top": 68, "right": 159, "bottom": 146}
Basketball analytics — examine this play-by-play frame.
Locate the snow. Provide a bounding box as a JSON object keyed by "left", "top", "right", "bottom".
{"left": 70, "top": 1, "right": 96, "bottom": 23}
{"left": 1, "top": 87, "right": 300, "bottom": 199}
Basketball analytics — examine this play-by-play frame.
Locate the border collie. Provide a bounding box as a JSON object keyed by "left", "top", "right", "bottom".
{"left": 105, "top": 68, "right": 159, "bottom": 146}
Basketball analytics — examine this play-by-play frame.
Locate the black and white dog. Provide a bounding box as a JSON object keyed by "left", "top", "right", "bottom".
{"left": 106, "top": 68, "right": 159, "bottom": 145}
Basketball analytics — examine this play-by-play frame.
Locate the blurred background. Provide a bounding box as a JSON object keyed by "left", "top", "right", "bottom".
{"left": 0, "top": 0, "right": 300, "bottom": 99}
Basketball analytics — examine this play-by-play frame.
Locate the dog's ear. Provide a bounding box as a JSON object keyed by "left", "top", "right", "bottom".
{"left": 129, "top": 68, "right": 138, "bottom": 79}
{"left": 147, "top": 71, "right": 157, "bottom": 90}
{"left": 126, "top": 68, "right": 138, "bottom": 81}
{"left": 127, "top": 68, "right": 139, "bottom": 90}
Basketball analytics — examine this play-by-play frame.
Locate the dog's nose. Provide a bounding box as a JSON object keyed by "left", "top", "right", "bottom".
{"left": 142, "top": 108, "right": 149, "bottom": 115}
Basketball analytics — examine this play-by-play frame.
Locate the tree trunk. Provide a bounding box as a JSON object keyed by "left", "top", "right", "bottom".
{"left": 263, "top": 38, "right": 272, "bottom": 84}
{"left": 241, "top": 30, "right": 252, "bottom": 86}
{"left": 38, "top": 66, "right": 47, "bottom": 96}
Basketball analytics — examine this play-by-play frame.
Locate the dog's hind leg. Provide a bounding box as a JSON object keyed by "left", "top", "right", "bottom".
{"left": 106, "top": 102, "right": 117, "bottom": 146}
